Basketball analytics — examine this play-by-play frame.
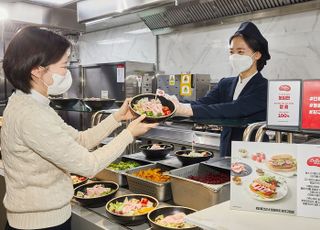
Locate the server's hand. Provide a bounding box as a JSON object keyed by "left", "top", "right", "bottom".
{"left": 174, "top": 103, "right": 194, "bottom": 117}
{"left": 163, "top": 94, "right": 179, "bottom": 107}
{"left": 127, "top": 115, "right": 158, "bottom": 137}
{"left": 113, "top": 98, "right": 135, "bottom": 122}
{"left": 164, "top": 94, "right": 193, "bottom": 117}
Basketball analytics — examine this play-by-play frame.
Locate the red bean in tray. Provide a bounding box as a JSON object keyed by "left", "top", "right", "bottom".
{"left": 188, "top": 172, "right": 230, "bottom": 184}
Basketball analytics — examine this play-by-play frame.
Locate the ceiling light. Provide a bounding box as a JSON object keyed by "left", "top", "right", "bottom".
{"left": 27, "top": 0, "right": 77, "bottom": 7}
{"left": 97, "top": 38, "right": 130, "bottom": 45}
{"left": 85, "top": 17, "right": 113, "bottom": 26}
{"left": 125, "top": 28, "right": 151, "bottom": 35}
{"left": 0, "top": 7, "right": 8, "bottom": 21}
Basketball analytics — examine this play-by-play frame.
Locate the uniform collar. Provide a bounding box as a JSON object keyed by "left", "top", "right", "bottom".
{"left": 238, "top": 71, "right": 258, "bottom": 84}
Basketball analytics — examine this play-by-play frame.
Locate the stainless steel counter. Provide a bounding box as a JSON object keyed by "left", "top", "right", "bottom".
{"left": 140, "top": 122, "right": 220, "bottom": 151}
{"left": 0, "top": 161, "right": 154, "bottom": 230}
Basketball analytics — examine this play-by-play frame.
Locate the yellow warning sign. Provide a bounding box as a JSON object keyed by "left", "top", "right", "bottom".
{"left": 169, "top": 75, "right": 175, "bottom": 86}
{"left": 180, "top": 74, "right": 192, "bottom": 96}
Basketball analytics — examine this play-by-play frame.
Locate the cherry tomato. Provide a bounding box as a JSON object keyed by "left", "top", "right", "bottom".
{"left": 164, "top": 110, "right": 171, "bottom": 115}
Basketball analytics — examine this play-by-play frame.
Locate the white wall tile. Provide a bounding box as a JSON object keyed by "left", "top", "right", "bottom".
{"left": 159, "top": 10, "right": 320, "bottom": 81}
{"left": 79, "top": 22, "right": 156, "bottom": 65}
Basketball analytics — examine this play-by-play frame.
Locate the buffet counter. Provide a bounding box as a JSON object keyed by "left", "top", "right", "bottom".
{"left": 0, "top": 160, "right": 170, "bottom": 230}
{"left": 2, "top": 159, "right": 320, "bottom": 230}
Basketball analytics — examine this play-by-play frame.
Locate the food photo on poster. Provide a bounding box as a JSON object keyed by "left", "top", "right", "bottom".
{"left": 230, "top": 142, "right": 298, "bottom": 215}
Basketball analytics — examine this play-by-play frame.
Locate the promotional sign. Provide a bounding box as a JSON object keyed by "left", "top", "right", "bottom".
{"left": 267, "top": 80, "right": 301, "bottom": 128}
{"left": 116, "top": 64, "right": 125, "bottom": 83}
{"left": 296, "top": 145, "right": 320, "bottom": 219}
{"left": 230, "top": 141, "right": 320, "bottom": 219}
{"left": 301, "top": 80, "right": 320, "bottom": 131}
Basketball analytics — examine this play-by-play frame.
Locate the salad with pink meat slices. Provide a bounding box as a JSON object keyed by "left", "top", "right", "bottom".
{"left": 155, "top": 212, "right": 195, "bottom": 228}
{"left": 75, "top": 184, "right": 113, "bottom": 198}
{"left": 132, "top": 97, "right": 172, "bottom": 118}
{"left": 108, "top": 197, "right": 155, "bottom": 216}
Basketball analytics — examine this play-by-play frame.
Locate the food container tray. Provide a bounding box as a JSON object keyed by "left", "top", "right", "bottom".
{"left": 95, "top": 157, "right": 153, "bottom": 186}
{"left": 201, "top": 157, "right": 231, "bottom": 170}
{"left": 169, "top": 163, "right": 230, "bottom": 210}
{"left": 125, "top": 164, "right": 173, "bottom": 201}
{"left": 123, "top": 152, "right": 182, "bottom": 169}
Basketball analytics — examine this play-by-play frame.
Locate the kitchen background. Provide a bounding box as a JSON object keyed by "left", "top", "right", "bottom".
{"left": 0, "top": 0, "right": 320, "bottom": 115}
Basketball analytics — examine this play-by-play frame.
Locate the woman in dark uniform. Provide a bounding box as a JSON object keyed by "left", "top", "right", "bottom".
{"left": 173, "top": 21, "right": 271, "bottom": 157}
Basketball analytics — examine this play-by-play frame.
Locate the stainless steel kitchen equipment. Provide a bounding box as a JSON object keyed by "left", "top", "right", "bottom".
{"left": 139, "top": 121, "right": 221, "bottom": 155}
{"left": 0, "top": 63, "right": 14, "bottom": 115}
{"left": 156, "top": 74, "right": 210, "bottom": 101}
{"left": 94, "top": 157, "right": 153, "bottom": 187}
{"left": 83, "top": 61, "right": 155, "bottom": 101}
{"left": 169, "top": 163, "right": 230, "bottom": 210}
{"left": 55, "top": 61, "right": 155, "bottom": 130}
{"left": 125, "top": 164, "right": 173, "bottom": 201}
{"left": 77, "top": 61, "right": 155, "bottom": 130}
{"left": 54, "top": 64, "right": 83, "bottom": 130}
{"left": 79, "top": 0, "right": 319, "bottom": 35}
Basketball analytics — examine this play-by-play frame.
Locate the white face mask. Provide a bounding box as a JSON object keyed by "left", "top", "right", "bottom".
{"left": 229, "top": 53, "right": 255, "bottom": 75}
{"left": 47, "top": 70, "right": 72, "bottom": 95}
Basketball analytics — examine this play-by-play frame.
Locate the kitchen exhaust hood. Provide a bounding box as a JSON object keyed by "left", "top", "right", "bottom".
{"left": 80, "top": 0, "right": 320, "bottom": 34}
{"left": 0, "top": 2, "right": 84, "bottom": 35}
{"left": 140, "top": 0, "right": 320, "bottom": 34}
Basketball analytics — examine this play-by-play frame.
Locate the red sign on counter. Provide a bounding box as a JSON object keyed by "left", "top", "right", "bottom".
{"left": 301, "top": 80, "right": 320, "bottom": 130}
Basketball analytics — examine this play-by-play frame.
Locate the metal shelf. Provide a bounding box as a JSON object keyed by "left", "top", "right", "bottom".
{"left": 265, "top": 126, "right": 320, "bottom": 137}
{"left": 169, "top": 117, "right": 264, "bottom": 128}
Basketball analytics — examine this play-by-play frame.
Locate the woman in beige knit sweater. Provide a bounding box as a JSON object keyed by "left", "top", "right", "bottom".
{"left": 1, "top": 27, "right": 157, "bottom": 230}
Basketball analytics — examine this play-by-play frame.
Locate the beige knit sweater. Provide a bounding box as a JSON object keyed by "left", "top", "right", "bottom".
{"left": 1, "top": 90, "right": 134, "bottom": 229}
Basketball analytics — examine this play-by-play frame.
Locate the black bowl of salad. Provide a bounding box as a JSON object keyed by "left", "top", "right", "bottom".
{"left": 175, "top": 149, "right": 213, "bottom": 166}
{"left": 74, "top": 181, "right": 119, "bottom": 207}
{"left": 148, "top": 206, "right": 199, "bottom": 230}
{"left": 71, "top": 174, "right": 88, "bottom": 188}
{"left": 130, "top": 93, "right": 176, "bottom": 123}
{"left": 106, "top": 194, "right": 159, "bottom": 226}
{"left": 139, "top": 143, "right": 174, "bottom": 160}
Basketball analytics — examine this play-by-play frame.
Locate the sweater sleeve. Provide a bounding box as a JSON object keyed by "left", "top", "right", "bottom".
{"left": 58, "top": 114, "right": 121, "bottom": 150}
{"left": 20, "top": 111, "right": 134, "bottom": 177}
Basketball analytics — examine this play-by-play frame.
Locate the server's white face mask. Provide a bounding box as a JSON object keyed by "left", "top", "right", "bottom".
{"left": 229, "top": 53, "right": 256, "bottom": 75}
{"left": 38, "top": 69, "right": 73, "bottom": 95}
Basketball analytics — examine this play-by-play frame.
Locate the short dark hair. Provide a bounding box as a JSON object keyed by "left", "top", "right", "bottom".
{"left": 3, "top": 26, "right": 71, "bottom": 93}
{"left": 229, "top": 34, "right": 268, "bottom": 71}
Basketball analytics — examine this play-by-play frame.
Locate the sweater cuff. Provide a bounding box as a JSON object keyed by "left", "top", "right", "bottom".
{"left": 120, "top": 129, "right": 134, "bottom": 144}
{"left": 99, "top": 113, "right": 121, "bottom": 130}
{"left": 111, "top": 113, "right": 122, "bottom": 126}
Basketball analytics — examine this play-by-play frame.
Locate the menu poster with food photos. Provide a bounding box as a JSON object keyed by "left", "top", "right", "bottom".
{"left": 231, "top": 141, "right": 320, "bottom": 218}
{"left": 231, "top": 142, "right": 297, "bottom": 216}
{"left": 296, "top": 144, "right": 320, "bottom": 219}
{"left": 267, "top": 80, "right": 301, "bottom": 128}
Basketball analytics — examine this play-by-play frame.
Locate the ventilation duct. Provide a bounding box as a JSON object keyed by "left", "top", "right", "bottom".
{"left": 139, "top": 0, "right": 319, "bottom": 34}
{"left": 79, "top": 0, "right": 320, "bottom": 34}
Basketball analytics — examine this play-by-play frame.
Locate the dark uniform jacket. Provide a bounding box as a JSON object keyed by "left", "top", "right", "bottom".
{"left": 190, "top": 72, "right": 268, "bottom": 156}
